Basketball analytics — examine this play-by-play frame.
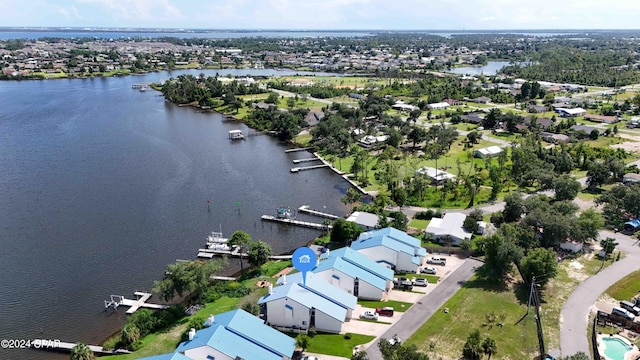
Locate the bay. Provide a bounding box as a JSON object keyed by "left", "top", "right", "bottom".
{"left": 0, "top": 69, "right": 350, "bottom": 359}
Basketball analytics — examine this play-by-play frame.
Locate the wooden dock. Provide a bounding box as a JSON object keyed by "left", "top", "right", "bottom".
{"left": 198, "top": 247, "right": 292, "bottom": 260}
{"left": 290, "top": 164, "right": 330, "bottom": 173}
{"left": 30, "top": 339, "right": 131, "bottom": 355}
{"left": 104, "top": 292, "right": 169, "bottom": 314}
{"left": 261, "top": 215, "right": 332, "bottom": 230}
{"left": 298, "top": 205, "right": 340, "bottom": 220}
{"left": 285, "top": 147, "right": 314, "bottom": 153}
{"left": 292, "top": 158, "right": 321, "bottom": 164}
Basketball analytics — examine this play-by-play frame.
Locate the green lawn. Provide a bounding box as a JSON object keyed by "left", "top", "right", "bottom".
{"left": 305, "top": 333, "right": 375, "bottom": 357}
{"left": 357, "top": 299, "right": 413, "bottom": 312}
{"left": 260, "top": 260, "right": 293, "bottom": 277}
{"left": 605, "top": 269, "right": 640, "bottom": 301}
{"left": 408, "top": 219, "right": 429, "bottom": 229}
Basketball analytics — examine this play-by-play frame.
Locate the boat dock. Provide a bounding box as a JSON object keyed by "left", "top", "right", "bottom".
{"left": 228, "top": 130, "right": 245, "bottom": 140}
{"left": 292, "top": 158, "right": 321, "bottom": 164}
{"left": 261, "top": 215, "right": 332, "bottom": 230}
{"left": 29, "top": 339, "right": 131, "bottom": 355}
{"left": 198, "top": 248, "right": 292, "bottom": 260}
{"left": 104, "top": 292, "right": 169, "bottom": 314}
{"left": 132, "top": 82, "right": 151, "bottom": 91}
{"left": 290, "top": 164, "right": 330, "bottom": 173}
{"left": 298, "top": 205, "right": 340, "bottom": 220}
{"left": 285, "top": 147, "right": 314, "bottom": 153}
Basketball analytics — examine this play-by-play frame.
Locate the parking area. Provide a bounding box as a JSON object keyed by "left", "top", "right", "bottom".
{"left": 342, "top": 304, "right": 401, "bottom": 337}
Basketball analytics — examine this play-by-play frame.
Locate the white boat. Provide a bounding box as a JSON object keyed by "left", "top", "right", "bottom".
{"left": 276, "top": 207, "right": 294, "bottom": 219}
{"left": 206, "top": 231, "right": 228, "bottom": 244}
{"left": 207, "top": 243, "right": 231, "bottom": 251}
{"left": 228, "top": 130, "right": 245, "bottom": 140}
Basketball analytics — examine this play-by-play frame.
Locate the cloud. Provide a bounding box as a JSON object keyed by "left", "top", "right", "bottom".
{"left": 75, "top": 0, "right": 183, "bottom": 24}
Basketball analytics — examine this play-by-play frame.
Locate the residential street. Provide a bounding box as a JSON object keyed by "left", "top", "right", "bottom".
{"left": 364, "top": 258, "right": 484, "bottom": 360}
{"left": 559, "top": 230, "right": 640, "bottom": 357}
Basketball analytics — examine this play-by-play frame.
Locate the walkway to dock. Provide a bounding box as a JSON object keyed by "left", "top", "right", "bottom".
{"left": 285, "top": 147, "right": 314, "bottom": 153}
{"left": 30, "top": 339, "right": 131, "bottom": 355}
{"left": 292, "top": 158, "right": 321, "bottom": 164}
{"left": 261, "top": 215, "right": 332, "bottom": 230}
{"left": 298, "top": 205, "right": 340, "bottom": 220}
{"left": 198, "top": 247, "right": 293, "bottom": 260}
{"left": 290, "top": 164, "right": 330, "bottom": 173}
{"left": 104, "top": 292, "right": 168, "bottom": 314}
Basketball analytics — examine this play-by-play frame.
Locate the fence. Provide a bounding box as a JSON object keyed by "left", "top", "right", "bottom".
{"left": 592, "top": 315, "right": 601, "bottom": 360}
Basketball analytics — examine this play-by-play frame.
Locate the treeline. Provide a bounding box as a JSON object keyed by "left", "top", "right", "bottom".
{"left": 267, "top": 81, "right": 352, "bottom": 99}
{"left": 160, "top": 74, "right": 265, "bottom": 106}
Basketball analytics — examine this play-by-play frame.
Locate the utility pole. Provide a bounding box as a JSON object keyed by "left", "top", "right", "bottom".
{"left": 531, "top": 276, "right": 546, "bottom": 359}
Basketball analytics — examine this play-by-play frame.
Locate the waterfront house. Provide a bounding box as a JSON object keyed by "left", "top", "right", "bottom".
{"left": 358, "top": 134, "right": 389, "bottom": 149}
{"left": 346, "top": 211, "right": 381, "bottom": 230}
{"left": 351, "top": 227, "right": 426, "bottom": 273}
{"left": 259, "top": 272, "right": 357, "bottom": 333}
{"left": 303, "top": 111, "right": 324, "bottom": 127}
{"left": 425, "top": 212, "right": 473, "bottom": 246}
{"left": 139, "top": 309, "right": 296, "bottom": 360}
{"left": 416, "top": 166, "right": 456, "bottom": 185}
{"left": 313, "top": 247, "right": 394, "bottom": 300}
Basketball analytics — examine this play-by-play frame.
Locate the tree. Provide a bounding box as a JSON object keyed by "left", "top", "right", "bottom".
{"left": 153, "top": 259, "right": 226, "bottom": 302}
{"left": 351, "top": 350, "right": 369, "bottom": 360}
{"left": 378, "top": 338, "right": 430, "bottom": 360}
{"left": 296, "top": 334, "right": 310, "bottom": 352}
{"left": 482, "top": 337, "right": 498, "bottom": 360}
{"left": 121, "top": 323, "right": 141, "bottom": 346}
{"left": 520, "top": 247, "right": 558, "bottom": 286}
{"left": 575, "top": 208, "right": 604, "bottom": 243}
{"left": 271, "top": 112, "right": 300, "bottom": 141}
{"left": 247, "top": 240, "right": 272, "bottom": 269}
{"left": 553, "top": 174, "right": 581, "bottom": 201}
{"left": 265, "top": 92, "right": 279, "bottom": 104}
{"left": 600, "top": 237, "right": 619, "bottom": 260}
{"left": 330, "top": 218, "right": 363, "bottom": 245}
{"left": 341, "top": 187, "right": 361, "bottom": 211}
{"left": 483, "top": 234, "right": 523, "bottom": 281}
{"left": 561, "top": 352, "right": 590, "bottom": 360}
{"left": 462, "top": 329, "right": 483, "bottom": 360}
{"left": 286, "top": 96, "right": 296, "bottom": 108}
{"left": 229, "top": 230, "right": 252, "bottom": 273}
{"left": 502, "top": 192, "right": 525, "bottom": 223}
{"left": 596, "top": 184, "right": 640, "bottom": 226}
{"left": 463, "top": 216, "right": 479, "bottom": 234}
{"left": 586, "top": 161, "right": 610, "bottom": 189}
{"left": 589, "top": 129, "right": 600, "bottom": 140}
{"left": 70, "top": 343, "right": 95, "bottom": 360}
{"left": 241, "top": 302, "right": 260, "bottom": 315}
{"left": 483, "top": 108, "right": 501, "bottom": 129}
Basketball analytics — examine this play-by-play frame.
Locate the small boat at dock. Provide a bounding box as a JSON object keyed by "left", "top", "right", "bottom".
{"left": 228, "top": 130, "right": 245, "bottom": 140}
{"left": 206, "top": 231, "right": 228, "bottom": 244}
{"left": 276, "top": 207, "right": 294, "bottom": 219}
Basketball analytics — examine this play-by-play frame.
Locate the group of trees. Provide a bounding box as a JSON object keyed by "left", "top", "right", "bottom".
{"left": 161, "top": 74, "right": 264, "bottom": 106}
{"left": 228, "top": 230, "right": 274, "bottom": 273}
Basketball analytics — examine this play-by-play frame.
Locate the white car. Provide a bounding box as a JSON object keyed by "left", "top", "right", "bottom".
{"left": 421, "top": 266, "right": 437, "bottom": 274}
{"left": 360, "top": 310, "right": 379, "bottom": 320}
{"left": 413, "top": 278, "right": 428, "bottom": 287}
{"left": 301, "top": 357, "right": 320, "bottom": 360}
{"left": 427, "top": 256, "right": 446, "bottom": 265}
{"left": 387, "top": 336, "right": 402, "bottom": 346}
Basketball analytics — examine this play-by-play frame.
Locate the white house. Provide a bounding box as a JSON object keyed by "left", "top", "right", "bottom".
{"left": 359, "top": 135, "right": 389, "bottom": 149}
{"left": 391, "top": 100, "right": 418, "bottom": 112}
{"left": 416, "top": 166, "right": 456, "bottom": 185}
{"left": 346, "top": 211, "right": 381, "bottom": 230}
{"left": 425, "top": 212, "right": 473, "bottom": 245}
{"left": 473, "top": 145, "right": 503, "bottom": 158}
{"left": 258, "top": 272, "right": 357, "bottom": 334}
{"left": 139, "top": 309, "right": 296, "bottom": 360}
{"left": 427, "top": 102, "right": 450, "bottom": 110}
{"left": 560, "top": 240, "right": 583, "bottom": 253}
{"left": 350, "top": 227, "right": 427, "bottom": 273}
{"left": 314, "top": 247, "right": 395, "bottom": 300}
{"left": 556, "top": 107, "right": 586, "bottom": 118}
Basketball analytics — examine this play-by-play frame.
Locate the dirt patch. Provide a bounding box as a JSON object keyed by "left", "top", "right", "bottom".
{"left": 273, "top": 267, "right": 292, "bottom": 278}
{"left": 611, "top": 141, "right": 640, "bottom": 152}
{"left": 566, "top": 260, "right": 589, "bottom": 281}
{"left": 256, "top": 280, "right": 272, "bottom": 288}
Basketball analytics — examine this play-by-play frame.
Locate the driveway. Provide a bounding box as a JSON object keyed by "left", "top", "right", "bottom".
{"left": 364, "top": 258, "right": 483, "bottom": 360}
{"left": 560, "top": 230, "right": 640, "bottom": 357}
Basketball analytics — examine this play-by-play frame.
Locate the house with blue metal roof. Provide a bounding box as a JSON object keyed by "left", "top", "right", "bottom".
{"left": 259, "top": 272, "right": 357, "bottom": 333}
{"left": 351, "top": 227, "right": 426, "bottom": 272}
{"left": 138, "top": 309, "right": 295, "bottom": 360}
{"left": 313, "top": 247, "right": 394, "bottom": 300}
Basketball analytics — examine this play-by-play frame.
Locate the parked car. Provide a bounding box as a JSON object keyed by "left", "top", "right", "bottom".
{"left": 387, "top": 335, "right": 402, "bottom": 346}
{"left": 421, "top": 266, "right": 437, "bottom": 274}
{"left": 413, "top": 278, "right": 428, "bottom": 287}
{"left": 360, "top": 311, "right": 379, "bottom": 320}
{"left": 427, "top": 256, "right": 447, "bottom": 265}
{"left": 376, "top": 307, "right": 395, "bottom": 317}
{"left": 620, "top": 300, "right": 640, "bottom": 316}
{"left": 612, "top": 306, "right": 636, "bottom": 321}
{"left": 302, "top": 357, "right": 320, "bottom": 360}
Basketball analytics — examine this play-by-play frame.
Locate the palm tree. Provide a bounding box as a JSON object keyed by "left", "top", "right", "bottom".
{"left": 229, "top": 231, "right": 252, "bottom": 274}
{"left": 482, "top": 337, "right": 498, "bottom": 360}
{"left": 70, "top": 343, "right": 95, "bottom": 360}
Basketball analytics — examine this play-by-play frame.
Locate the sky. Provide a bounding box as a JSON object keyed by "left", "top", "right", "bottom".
{"left": 1, "top": 0, "right": 639, "bottom": 31}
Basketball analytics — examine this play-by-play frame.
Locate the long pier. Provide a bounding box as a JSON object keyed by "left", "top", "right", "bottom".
{"left": 198, "top": 247, "right": 293, "bottom": 260}
{"left": 104, "top": 292, "right": 168, "bottom": 314}
{"left": 261, "top": 215, "right": 332, "bottom": 230}
{"left": 290, "top": 164, "right": 330, "bottom": 173}
{"left": 298, "top": 205, "right": 340, "bottom": 220}
{"left": 285, "top": 147, "right": 314, "bottom": 153}
{"left": 292, "top": 158, "right": 321, "bottom": 164}
{"left": 30, "top": 339, "right": 131, "bottom": 355}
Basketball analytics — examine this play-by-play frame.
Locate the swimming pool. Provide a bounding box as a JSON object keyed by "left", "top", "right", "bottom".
{"left": 602, "top": 336, "right": 633, "bottom": 360}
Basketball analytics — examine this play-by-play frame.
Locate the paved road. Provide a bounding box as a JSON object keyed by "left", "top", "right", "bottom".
{"left": 560, "top": 230, "right": 640, "bottom": 357}
{"left": 365, "top": 258, "right": 484, "bottom": 360}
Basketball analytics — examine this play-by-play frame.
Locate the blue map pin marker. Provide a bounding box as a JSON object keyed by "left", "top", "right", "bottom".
{"left": 292, "top": 247, "right": 317, "bottom": 286}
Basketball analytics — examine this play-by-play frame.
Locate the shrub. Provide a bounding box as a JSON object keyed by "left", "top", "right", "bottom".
{"left": 344, "top": 333, "right": 352, "bottom": 340}
{"left": 130, "top": 340, "right": 144, "bottom": 351}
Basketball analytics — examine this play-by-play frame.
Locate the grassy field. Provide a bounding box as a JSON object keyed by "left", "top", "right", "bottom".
{"left": 605, "top": 269, "right": 640, "bottom": 301}
{"left": 357, "top": 299, "right": 413, "bottom": 312}
{"left": 304, "top": 333, "right": 375, "bottom": 357}
{"left": 279, "top": 75, "right": 386, "bottom": 89}
{"left": 408, "top": 218, "right": 429, "bottom": 229}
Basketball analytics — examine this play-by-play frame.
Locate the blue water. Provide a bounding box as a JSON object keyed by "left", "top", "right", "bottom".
{"left": 445, "top": 61, "right": 512, "bottom": 76}
{"left": 602, "top": 337, "right": 633, "bottom": 360}
{"left": 0, "top": 68, "right": 351, "bottom": 360}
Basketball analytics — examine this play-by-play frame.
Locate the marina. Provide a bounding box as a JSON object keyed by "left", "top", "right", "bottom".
{"left": 104, "top": 292, "right": 169, "bottom": 314}
{"left": 298, "top": 205, "right": 340, "bottom": 220}
{"left": 261, "top": 214, "right": 333, "bottom": 230}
